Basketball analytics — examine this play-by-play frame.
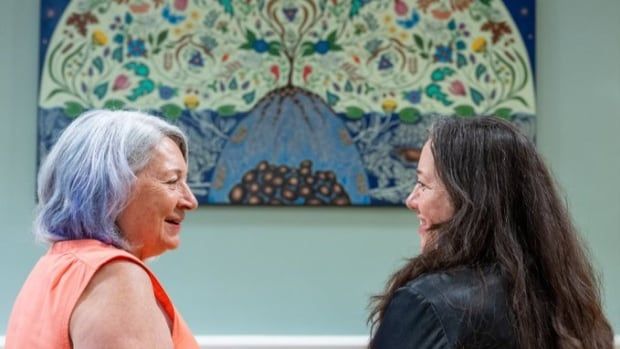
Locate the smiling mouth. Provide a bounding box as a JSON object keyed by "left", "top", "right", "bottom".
{"left": 165, "top": 218, "right": 181, "bottom": 225}
{"left": 417, "top": 217, "right": 429, "bottom": 232}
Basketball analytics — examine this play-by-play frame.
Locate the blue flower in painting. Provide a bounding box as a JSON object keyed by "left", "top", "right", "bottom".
{"left": 162, "top": 5, "right": 186, "bottom": 25}
{"left": 396, "top": 10, "right": 420, "bottom": 30}
{"left": 456, "top": 40, "right": 466, "bottom": 50}
{"left": 314, "top": 40, "right": 330, "bottom": 55}
{"left": 125, "top": 12, "right": 133, "bottom": 25}
{"left": 378, "top": 55, "right": 393, "bottom": 70}
{"left": 403, "top": 89, "right": 422, "bottom": 104}
{"left": 434, "top": 45, "right": 453, "bottom": 63}
{"left": 127, "top": 38, "right": 146, "bottom": 57}
{"left": 113, "top": 34, "right": 124, "bottom": 44}
{"left": 253, "top": 39, "right": 269, "bottom": 53}
{"left": 447, "top": 20, "right": 456, "bottom": 31}
{"left": 158, "top": 85, "right": 177, "bottom": 100}
{"left": 189, "top": 51, "right": 204, "bottom": 67}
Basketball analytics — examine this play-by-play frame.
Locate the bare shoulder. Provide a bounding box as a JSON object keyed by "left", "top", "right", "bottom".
{"left": 70, "top": 259, "right": 173, "bottom": 349}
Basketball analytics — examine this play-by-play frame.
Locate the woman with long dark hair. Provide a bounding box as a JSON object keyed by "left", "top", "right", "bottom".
{"left": 369, "top": 117, "right": 612, "bottom": 348}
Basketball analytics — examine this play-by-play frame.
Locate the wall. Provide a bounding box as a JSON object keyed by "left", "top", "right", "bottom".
{"left": 1, "top": 0, "right": 618, "bottom": 336}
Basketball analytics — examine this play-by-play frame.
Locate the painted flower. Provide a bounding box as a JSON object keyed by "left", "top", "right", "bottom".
{"left": 451, "top": 0, "right": 474, "bottom": 12}
{"left": 127, "top": 38, "right": 146, "bottom": 57}
{"left": 183, "top": 95, "right": 199, "bottom": 109}
{"left": 92, "top": 29, "right": 108, "bottom": 46}
{"left": 448, "top": 80, "right": 466, "bottom": 96}
{"left": 378, "top": 55, "right": 393, "bottom": 70}
{"left": 382, "top": 98, "right": 398, "bottom": 113}
{"left": 270, "top": 65, "right": 280, "bottom": 81}
{"left": 434, "top": 45, "right": 453, "bottom": 63}
{"left": 394, "top": 0, "right": 408, "bottom": 16}
{"left": 253, "top": 39, "right": 269, "bottom": 53}
{"left": 481, "top": 21, "right": 512, "bottom": 44}
{"left": 113, "top": 33, "right": 124, "bottom": 44}
{"left": 66, "top": 11, "right": 98, "bottom": 36}
{"left": 159, "top": 85, "right": 177, "bottom": 100}
{"left": 403, "top": 90, "right": 422, "bottom": 104}
{"left": 314, "top": 40, "right": 330, "bottom": 55}
{"left": 129, "top": 3, "right": 150, "bottom": 14}
{"left": 188, "top": 51, "right": 204, "bottom": 67}
{"left": 112, "top": 74, "right": 130, "bottom": 91}
{"left": 471, "top": 36, "right": 487, "bottom": 53}
{"left": 302, "top": 65, "right": 313, "bottom": 83}
{"left": 175, "top": 0, "right": 189, "bottom": 11}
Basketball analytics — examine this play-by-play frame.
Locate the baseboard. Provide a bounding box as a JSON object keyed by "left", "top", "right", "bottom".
{"left": 195, "top": 336, "right": 367, "bottom": 348}
{"left": 0, "top": 335, "right": 618, "bottom": 348}
{"left": 0, "top": 335, "right": 367, "bottom": 348}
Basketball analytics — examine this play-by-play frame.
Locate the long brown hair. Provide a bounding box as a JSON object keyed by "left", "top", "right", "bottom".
{"left": 369, "top": 117, "right": 612, "bottom": 348}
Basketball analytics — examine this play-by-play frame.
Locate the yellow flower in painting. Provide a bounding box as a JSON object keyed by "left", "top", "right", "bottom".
{"left": 383, "top": 15, "right": 393, "bottom": 25}
{"left": 471, "top": 36, "right": 487, "bottom": 53}
{"left": 382, "top": 98, "right": 397, "bottom": 113}
{"left": 92, "top": 30, "right": 108, "bottom": 46}
{"left": 190, "top": 10, "right": 200, "bottom": 21}
{"left": 184, "top": 95, "right": 199, "bottom": 109}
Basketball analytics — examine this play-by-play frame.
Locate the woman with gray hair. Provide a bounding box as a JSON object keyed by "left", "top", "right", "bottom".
{"left": 6, "top": 110, "right": 199, "bottom": 348}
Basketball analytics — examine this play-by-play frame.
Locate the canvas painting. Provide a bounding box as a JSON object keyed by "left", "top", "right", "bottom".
{"left": 38, "top": 0, "right": 536, "bottom": 206}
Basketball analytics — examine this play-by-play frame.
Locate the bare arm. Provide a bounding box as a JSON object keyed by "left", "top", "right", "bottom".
{"left": 70, "top": 260, "right": 173, "bottom": 349}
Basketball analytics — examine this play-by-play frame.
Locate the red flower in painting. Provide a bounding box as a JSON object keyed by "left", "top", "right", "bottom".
{"left": 66, "top": 12, "right": 98, "bottom": 36}
{"left": 417, "top": 0, "right": 438, "bottom": 13}
{"left": 481, "top": 21, "right": 512, "bottom": 44}
{"left": 302, "top": 65, "right": 313, "bottom": 83}
{"left": 450, "top": 0, "right": 474, "bottom": 12}
{"left": 448, "top": 80, "right": 466, "bottom": 96}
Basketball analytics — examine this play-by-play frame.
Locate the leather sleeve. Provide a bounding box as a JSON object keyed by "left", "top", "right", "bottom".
{"left": 371, "top": 287, "right": 451, "bottom": 349}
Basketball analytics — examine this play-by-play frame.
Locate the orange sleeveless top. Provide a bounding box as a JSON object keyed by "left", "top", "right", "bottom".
{"left": 6, "top": 239, "right": 199, "bottom": 349}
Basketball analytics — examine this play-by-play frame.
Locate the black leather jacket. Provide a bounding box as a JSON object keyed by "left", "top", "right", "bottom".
{"left": 371, "top": 266, "right": 517, "bottom": 349}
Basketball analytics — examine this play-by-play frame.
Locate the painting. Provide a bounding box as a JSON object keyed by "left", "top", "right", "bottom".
{"left": 38, "top": 0, "right": 536, "bottom": 206}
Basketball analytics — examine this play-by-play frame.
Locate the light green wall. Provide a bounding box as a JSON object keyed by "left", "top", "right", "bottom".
{"left": 1, "top": 0, "right": 618, "bottom": 335}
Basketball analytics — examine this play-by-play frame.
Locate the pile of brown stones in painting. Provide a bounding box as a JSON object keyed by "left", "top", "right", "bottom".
{"left": 228, "top": 160, "right": 351, "bottom": 206}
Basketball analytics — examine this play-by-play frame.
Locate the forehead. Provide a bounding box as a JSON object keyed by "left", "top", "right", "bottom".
{"left": 417, "top": 141, "right": 436, "bottom": 178}
{"left": 143, "top": 137, "right": 186, "bottom": 173}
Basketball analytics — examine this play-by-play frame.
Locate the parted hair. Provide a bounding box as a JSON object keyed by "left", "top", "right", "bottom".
{"left": 35, "top": 109, "right": 188, "bottom": 248}
{"left": 369, "top": 117, "right": 613, "bottom": 349}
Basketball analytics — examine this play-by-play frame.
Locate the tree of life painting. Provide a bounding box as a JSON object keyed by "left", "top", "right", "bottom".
{"left": 38, "top": 0, "right": 536, "bottom": 206}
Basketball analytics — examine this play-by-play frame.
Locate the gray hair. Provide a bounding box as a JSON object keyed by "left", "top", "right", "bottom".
{"left": 35, "top": 109, "right": 188, "bottom": 248}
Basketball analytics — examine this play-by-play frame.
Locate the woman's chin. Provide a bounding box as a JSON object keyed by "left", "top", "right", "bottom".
{"left": 418, "top": 230, "right": 428, "bottom": 250}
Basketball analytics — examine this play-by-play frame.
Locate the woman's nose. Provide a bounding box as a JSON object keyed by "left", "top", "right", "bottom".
{"left": 405, "top": 187, "right": 418, "bottom": 211}
{"left": 180, "top": 182, "right": 198, "bottom": 210}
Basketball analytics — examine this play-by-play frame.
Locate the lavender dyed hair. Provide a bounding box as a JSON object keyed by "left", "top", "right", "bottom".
{"left": 34, "top": 109, "right": 188, "bottom": 248}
